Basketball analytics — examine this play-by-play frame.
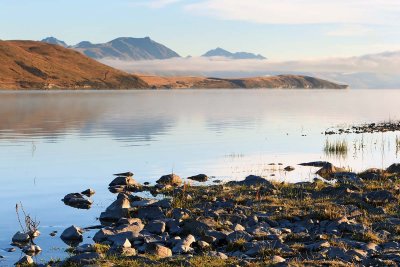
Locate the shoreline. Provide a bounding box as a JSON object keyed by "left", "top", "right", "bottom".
{"left": 10, "top": 162, "right": 400, "bottom": 266}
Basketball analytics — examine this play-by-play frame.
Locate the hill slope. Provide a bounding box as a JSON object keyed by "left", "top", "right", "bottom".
{"left": 72, "top": 37, "right": 180, "bottom": 60}
{"left": 0, "top": 41, "right": 148, "bottom": 89}
{"left": 138, "top": 75, "right": 348, "bottom": 89}
{"left": 202, "top": 47, "right": 266, "bottom": 60}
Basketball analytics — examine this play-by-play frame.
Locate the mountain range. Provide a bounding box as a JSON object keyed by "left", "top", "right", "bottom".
{"left": 0, "top": 40, "right": 347, "bottom": 89}
{"left": 41, "top": 37, "right": 267, "bottom": 61}
{"left": 202, "top": 47, "right": 266, "bottom": 60}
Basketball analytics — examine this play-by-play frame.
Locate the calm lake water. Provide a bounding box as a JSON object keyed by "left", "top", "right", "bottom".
{"left": 1, "top": 89, "right": 400, "bottom": 265}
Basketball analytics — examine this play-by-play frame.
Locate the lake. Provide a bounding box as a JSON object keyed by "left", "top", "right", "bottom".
{"left": 1, "top": 89, "right": 400, "bottom": 265}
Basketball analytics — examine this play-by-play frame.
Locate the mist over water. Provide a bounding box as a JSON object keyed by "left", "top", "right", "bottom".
{"left": 1, "top": 89, "right": 400, "bottom": 265}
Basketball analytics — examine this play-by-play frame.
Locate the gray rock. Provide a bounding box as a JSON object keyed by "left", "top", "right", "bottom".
{"left": 227, "top": 231, "right": 253, "bottom": 243}
{"left": 137, "top": 206, "right": 165, "bottom": 221}
{"left": 81, "top": 189, "right": 95, "bottom": 196}
{"left": 156, "top": 174, "right": 182, "bottom": 186}
{"left": 60, "top": 225, "right": 83, "bottom": 245}
{"left": 146, "top": 244, "right": 172, "bottom": 258}
{"left": 172, "top": 234, "right": 195, "bottom": 254}
{"left": 62, "top": 193, "right": 92, "bottom": 209}
{"left": 12, "top": 231, "right": 30, "bottom": 244}
{"left": 99, "top": 193, "right": 131, "bottom": 225}
{"left": 145, "top": 220, "right": 166, "bottom": 235}
{"left": 15, "top": 255, "right": 34, "bottom": 265}
{"left": 93, "top": 220, "right": 144, "bottom": 244}
{"left": 187, "top": 174, "right": 208, "bottom": 182}
{"left": 109, "top": 176, "right": 140, "bottom": 187}
{"left": 227, "top": 175, "right": 277, "bottom": 188}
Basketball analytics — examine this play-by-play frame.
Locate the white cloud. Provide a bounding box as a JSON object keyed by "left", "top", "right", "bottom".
{"left": 185, "top": 0, "right": 400, "bottom": 25}
{"left": 326, "top": 25, "right": 373, "bottom": 37}
{"left": 102, "top": 51, "right": 400, "bottom": 75}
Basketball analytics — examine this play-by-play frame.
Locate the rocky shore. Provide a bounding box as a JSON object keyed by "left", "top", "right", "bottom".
{"left": 11, "top": 162, "right": 400, "bottom": 266}
{"left": 325, "top": 121, "right": 400, "bottom": 135}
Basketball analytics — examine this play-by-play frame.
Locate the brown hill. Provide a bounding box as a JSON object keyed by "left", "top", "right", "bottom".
{"left": 0, "top": 40, "right": 148, "bottom": 89}
{"left": 138, "top": 75, "right": 348, "bottom": 89}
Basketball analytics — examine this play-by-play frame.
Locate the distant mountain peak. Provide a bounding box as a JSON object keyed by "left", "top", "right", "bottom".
{"left": 72, "top": 37, "right": 180, "bottom": 61}
{"left": 202, "top": 47, "right": 266, "bottom": 60}
{"left": 41, "top": 37, "right": 68, "bottom": 47}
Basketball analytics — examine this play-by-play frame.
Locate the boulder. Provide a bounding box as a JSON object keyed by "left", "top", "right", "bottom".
{"left": 60, "top": 225, "right": 83, "bottom": 245}
{"left": 156, "top": 174, "right": 182, "bottom": 186}
{"left": 137, "top": 206, "right": 165, "bottom": 221}
{"left": 146, "top": 244, "right": 172, "bottom": 258}
{"left": 93, "top": 220, "right": 144, "bottom": 244}
{"left": 12, "top": 231, "right": 30, "bottom": 244}
{"left": 109, "top": 176, "right": 139, "bottom": 187}
{"left": 99, "top": 193, "right": 131, "bottom": 225}
{"left": 144, "top": 220, "right": 166, "bottom": 235}
{"left": 62, "top": 193, "right": 92, "bottom": 209}
{"left": 172, "top": 234, "right": 195, "bottom": 254}
{"left": 187, "top": 174, "right": 208, "bottom": 182}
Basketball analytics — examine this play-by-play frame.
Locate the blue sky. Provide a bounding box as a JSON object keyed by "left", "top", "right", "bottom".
{"left": 1, "top": 0, "right": 399, "bottom": 60}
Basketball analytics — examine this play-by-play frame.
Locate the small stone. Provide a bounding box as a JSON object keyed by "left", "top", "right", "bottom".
{"left": 15, "top": 255, "right": 34, "bottom": 265}
{"left": 232, "top": 223, "right": 245, "bottom": 231}
{"left": 81, "top": 189, "right": 95, "bottom": 196}
{"left": 7, "top": 247, "right": 16, "bottom": 252}
{"left": 272, "top": 255, "right": 286, "bottom": 263}
{"left": 284, "top": 166, "right": 295, "bottom": 172}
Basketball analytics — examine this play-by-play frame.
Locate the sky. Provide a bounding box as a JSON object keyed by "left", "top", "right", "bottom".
{"left": 1, "top": 0, "right": 400, "bottom": 60}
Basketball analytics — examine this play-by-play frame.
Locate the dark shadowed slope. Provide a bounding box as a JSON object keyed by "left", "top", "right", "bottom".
{"left": 0, "top": 40, "right": 148, "bottom": 89}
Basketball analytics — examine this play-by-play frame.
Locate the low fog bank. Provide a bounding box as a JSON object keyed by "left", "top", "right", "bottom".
{"left": 101, "top": 51, "right": 400, "bottom": 89}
